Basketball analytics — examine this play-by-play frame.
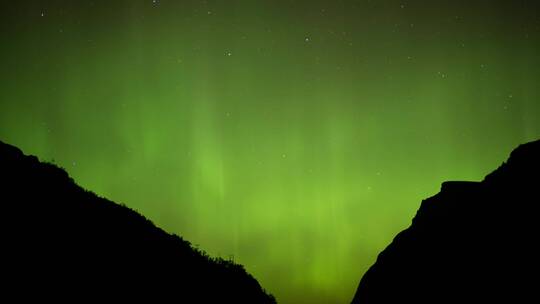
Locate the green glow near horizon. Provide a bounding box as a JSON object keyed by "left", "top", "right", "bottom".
{"left": 1, "top": 1, "right": 539, "bottom": 303}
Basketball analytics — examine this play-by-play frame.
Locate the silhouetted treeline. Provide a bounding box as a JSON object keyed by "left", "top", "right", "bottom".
{"left": 351, "top": 139, "right": 540, "bottom": 303}
{"left": 0, "top": 140, "right": 276, "bottom": 303}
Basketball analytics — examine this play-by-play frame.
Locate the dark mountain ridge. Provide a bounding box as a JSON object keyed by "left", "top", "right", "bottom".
{"left": 351, "top": 139, "right": 540, "bottom": 303}
{"left": 0, "top": 140, "right": 275, "bottom": 303}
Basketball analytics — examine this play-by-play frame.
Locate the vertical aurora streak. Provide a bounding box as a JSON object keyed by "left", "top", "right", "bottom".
{"left": 1, "top": 1, "right": 540, "bottom": 303}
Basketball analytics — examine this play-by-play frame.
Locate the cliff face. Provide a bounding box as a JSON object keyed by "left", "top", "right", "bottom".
{"left": 0, "top": 140, "right": 275, "bottom": 303}
{"left": 351, "top": 140, "right": 540, "bottom": 303}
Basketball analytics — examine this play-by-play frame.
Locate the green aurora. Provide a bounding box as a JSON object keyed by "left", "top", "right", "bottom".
{"left": 1, "top": 1, "right": 539, "bottom": 303}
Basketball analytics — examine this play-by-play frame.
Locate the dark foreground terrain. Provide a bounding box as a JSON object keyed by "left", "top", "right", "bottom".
{"left": 352, "top": 139, "right": 540, "bottom": 303}
{"left": 1, "top": 140, "right": 275, "bottom": 303}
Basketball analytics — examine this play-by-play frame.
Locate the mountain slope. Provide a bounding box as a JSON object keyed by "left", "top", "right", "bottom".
{"left": 0, "top": 140, "right": 276, "bottom": 303}
{"left": 351, "top": 139, "right": 540, "bottom": 303}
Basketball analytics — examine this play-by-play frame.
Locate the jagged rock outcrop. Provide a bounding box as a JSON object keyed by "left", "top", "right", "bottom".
{"left": 351, "top": 139, "right": 540, "bottom": 303}
{"left": 0, "top": 140, "right": 275, "bottom": 303}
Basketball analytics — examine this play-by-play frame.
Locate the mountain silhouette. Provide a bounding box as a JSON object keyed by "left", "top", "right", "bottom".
{"left": 351, "top": 139, "right": 540, "bottom": 303}
{"left": 0, "top": 140, "right": 276, "bottom": 303}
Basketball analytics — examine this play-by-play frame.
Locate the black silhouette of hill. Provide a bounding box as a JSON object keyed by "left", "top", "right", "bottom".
{"left": 351, "top": 139, "right": 540, "bottom": 303}
{"left": 0, "top": 140, "right": 276, "bottom": 303}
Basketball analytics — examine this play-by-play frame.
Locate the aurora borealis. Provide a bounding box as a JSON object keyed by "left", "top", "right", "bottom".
{"left": 1, "top": 1, "right": 540, "bottom": 303}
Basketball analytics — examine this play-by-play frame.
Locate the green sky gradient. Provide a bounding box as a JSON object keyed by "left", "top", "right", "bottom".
{"left": 1, "top": 1, "right": 539, "bottom": 303}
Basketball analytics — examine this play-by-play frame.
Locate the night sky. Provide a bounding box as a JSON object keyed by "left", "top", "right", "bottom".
{"left": 1, "top": 1, "right": 540, "bottom": 303}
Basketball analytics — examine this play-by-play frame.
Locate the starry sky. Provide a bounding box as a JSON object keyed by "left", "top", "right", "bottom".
{"left": 1, "top": 1, "right": 540, "bottom": 303}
